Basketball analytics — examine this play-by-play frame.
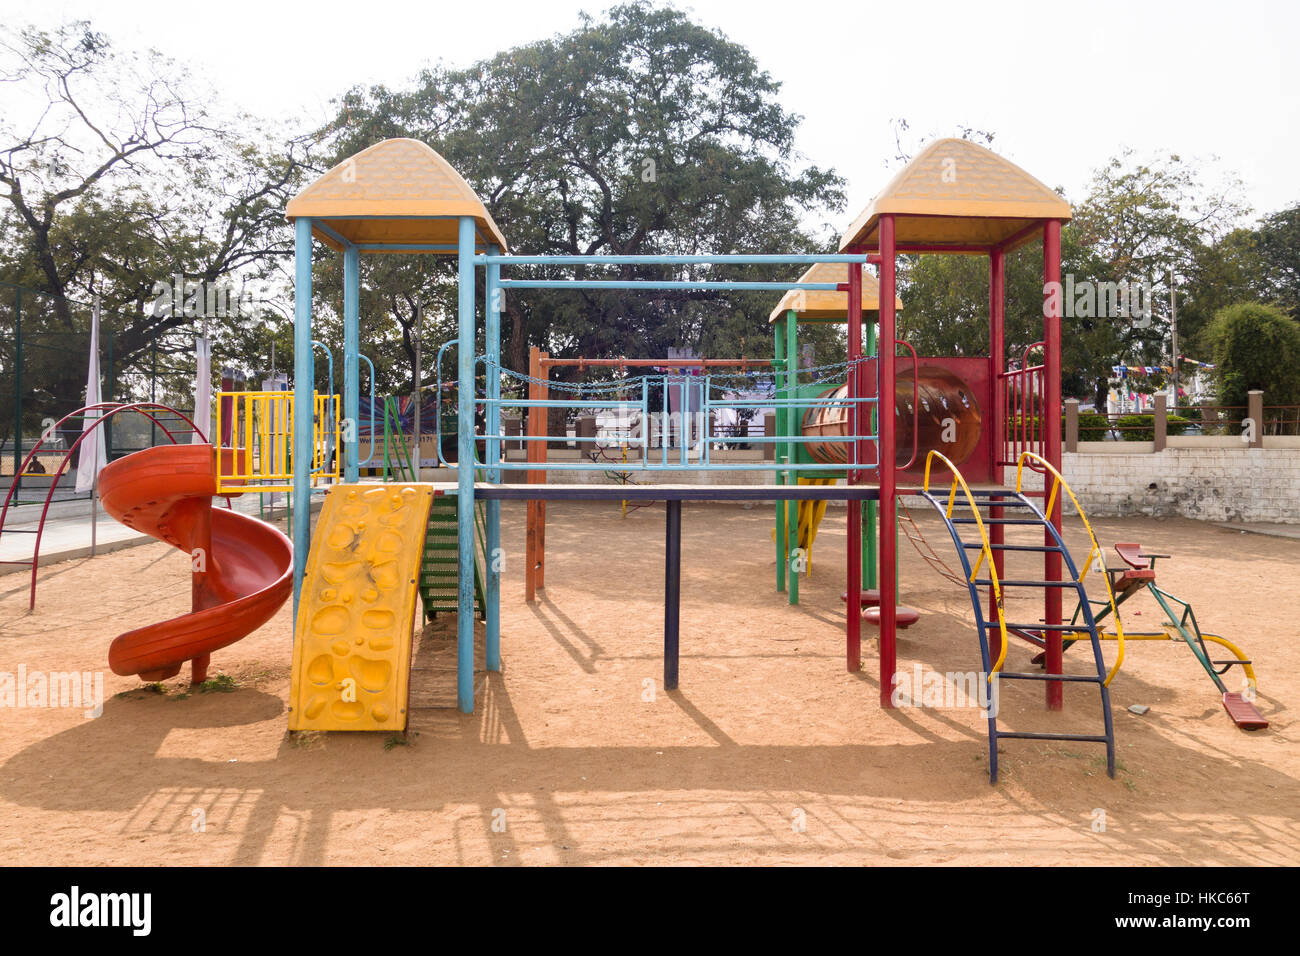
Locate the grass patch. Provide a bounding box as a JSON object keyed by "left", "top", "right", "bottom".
{"left": 197, "top": 673, "right": 238, "bottom": 694}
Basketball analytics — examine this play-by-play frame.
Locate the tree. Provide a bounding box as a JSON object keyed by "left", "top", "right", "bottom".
{"left": 1205, "top": 303, "right": 1300, "bottom": 414}
{"left": 321, "top": 1, "right": 846, "bottom": 387}
{"left": 1255, "top": 204, "right": 1300, "bottom": 320}
{"left": 1177, "top": 227, "right": 1270, "bottom": 355}
{"left": 0, "top": 20, "right": 314, "bottom": 426}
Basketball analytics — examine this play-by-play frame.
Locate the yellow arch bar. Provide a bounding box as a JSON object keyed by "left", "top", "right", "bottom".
{"left": 1016, "top": 451, "right": 1125, "bottom": 686}
{"left": 923, "top": 450, "right": 1010, "bottom": 681}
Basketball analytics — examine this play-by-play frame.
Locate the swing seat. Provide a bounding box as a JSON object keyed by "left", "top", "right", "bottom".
{"left": 840, "top": 590, "right": 882, "bottom": 607}
{"left": 1113, "top": 542, "right": 1159, "bottom": 590}
{"left": 1222, "top": 692, "right": 1269, "bottom": 730}
{"left": 863, "top": 606, "right": 920, "bottom": 629}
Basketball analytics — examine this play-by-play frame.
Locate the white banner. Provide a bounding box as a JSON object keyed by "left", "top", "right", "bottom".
{"left": 74, "top": 300, "right": 108, "bottom": 493}
{"left": 192, "top": 336, "right": 211, "bottom": 443}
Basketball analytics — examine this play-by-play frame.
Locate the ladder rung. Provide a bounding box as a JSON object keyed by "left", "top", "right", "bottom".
{"left": 0, "top": 528, "right": 39, "bottom": 534}
{"left": 952, "top": 517, "right": 1045, "bottom": 525}
{"left": 985, "top": 621, "right": 1093, "bottom": 633}
{"left": 995, "top": 671, "right": 1102, "bottom": 683}
{"left": 973, "top": 579, "right": 1081, "bottom": 588}
{"left": 962, "top": 542, "right": 1061, "bottom": 552}
{"left": 994, "top": 731, "right": 1110, "bottom": 743}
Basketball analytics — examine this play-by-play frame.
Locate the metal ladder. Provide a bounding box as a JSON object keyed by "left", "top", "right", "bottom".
{"left": 419, "top": 493, "right": 486, "bottom": 622}
{"left": 919, "top": 451, "right": 1119, "bottom": 783}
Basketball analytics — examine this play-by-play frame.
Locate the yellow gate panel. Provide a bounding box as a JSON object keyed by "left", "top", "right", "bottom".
{"left": 289, "top": 483, "right": 434, "bottom": 732}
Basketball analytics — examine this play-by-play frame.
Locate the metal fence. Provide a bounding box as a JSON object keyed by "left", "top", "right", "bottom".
{"left": 0, "top": 281, "right": 206, "bottom": 490}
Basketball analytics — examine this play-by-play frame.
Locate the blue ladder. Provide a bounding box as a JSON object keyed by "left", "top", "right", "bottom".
{"left": 917, "top": 482, "right": 1116, "bottom": 783}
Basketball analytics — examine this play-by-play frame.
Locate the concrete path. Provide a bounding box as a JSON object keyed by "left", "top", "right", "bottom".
{"left": 1214, "top": 521, "right": 1300, "bottom": 540}
{"left": 0, "top": 491, "right": 310, "bottom": 577}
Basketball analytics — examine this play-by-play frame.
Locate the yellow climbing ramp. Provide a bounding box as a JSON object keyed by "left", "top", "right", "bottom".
{"left": 288, "top": 483, "right": 434, "bottom": 732}
{"left": 772, "top": 478, "right": 835, "bottom": 573}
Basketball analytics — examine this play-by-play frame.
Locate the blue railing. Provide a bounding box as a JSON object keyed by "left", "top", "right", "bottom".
{"left": 449, "top": 359, "right": 879, "bottom": 474}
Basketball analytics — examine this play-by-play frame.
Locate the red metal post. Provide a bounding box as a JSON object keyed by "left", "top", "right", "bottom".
{"left": 525, "top": 347, "right": 547, "bottom": 602}
{"left": 987, "top": 248, "right": 1006, "bottom": 652}
{"left": 1043, "top": 220, "right": 1064, "bottom": 710}
{"left": 878, "top": 215, "right": 898, "bottom": 707}
{"left": 846, "top": 261, "right": 863, "bottom": 672}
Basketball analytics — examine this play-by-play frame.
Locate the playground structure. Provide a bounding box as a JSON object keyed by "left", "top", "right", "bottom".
{"left": 9, "top": 135, "right": 1266, "bottom": 780}
{"left": 274, "top": 137, "right": 1082, "bottom": 740}
{"left": 269, "top": 135, "right": 1270, "bottom": 767}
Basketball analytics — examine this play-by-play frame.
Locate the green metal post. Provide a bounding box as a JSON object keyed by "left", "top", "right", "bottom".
{"left": 785, "top": 309, "right": 799, "bottom": 606}
{"left": 774, "top": 315, "right": 787, "bottom": 593}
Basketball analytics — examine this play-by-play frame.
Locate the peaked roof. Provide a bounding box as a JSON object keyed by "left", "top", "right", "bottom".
{"left": 838, "top": 138, "right": 1071, "bottom": 253}
{"left": 768, "top": 261, "right": 902, "bottom": 323}
{"left": 286, "top": 138, "right": 507, "bottom": 252}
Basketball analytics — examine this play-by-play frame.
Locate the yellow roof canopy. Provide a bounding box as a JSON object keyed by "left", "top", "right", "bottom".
{"left": 838, "top": 138, "right": 1071, "bottom": 254}
{"left": 286, "top": 138, "right": 508, "bottom": 253}
{"left": 769, "top": 261, "right": 901, "bottom": 323}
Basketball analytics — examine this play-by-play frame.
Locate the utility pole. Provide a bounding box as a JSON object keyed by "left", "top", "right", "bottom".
{"left": 413, "top": 303, "right": 422, "bottom": 479}
{"left": 1170, "top": 273, "right": 1179, "bottom": 406}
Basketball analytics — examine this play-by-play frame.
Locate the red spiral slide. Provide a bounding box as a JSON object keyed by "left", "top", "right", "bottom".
{"left": 97, "top": 444, "right": 292, "bottom": 682}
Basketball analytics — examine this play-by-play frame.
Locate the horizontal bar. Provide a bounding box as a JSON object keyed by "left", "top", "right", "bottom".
{"left": 540, "top": 358, "right": 774, "bottom": 368}
{"left": 489, "top": 460, "right": 874, "bottom": 473}
{"left": 714, "top": 398, "right": 877, "bottom": 408}
{"left": 985, "top": 622, "right": 1093, "bottom": 633}
{"left": 961, "top": 543, "right": 1062, "bottom": 552}
{"left": 483, "top": 399, "right": 643, "bottom": 409}
{"left": 480, "top": 254, "right": 871, "bottom": 266}
{"left": 972, "top": 579, "right": 1081, "bottom": 588}
{"left": 473, "top": 482, "right": 880, "bottom": 501}
{"left": 704, "top": 434, "right": 878, "bottom": 444}
{"left": 994, "top": 671, "right": 1101, "bottom": 682}
{"left": 951, "top": 517, "right": 1046, "bottom": 525}
{"left": 994, "top": 731, "right": 1110, "bottom": 742}
{"left": 497, "top": 280, "right": 843, "bottom": 291}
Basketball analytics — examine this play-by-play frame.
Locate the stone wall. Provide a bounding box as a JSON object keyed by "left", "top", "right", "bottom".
{"left": 1059, "top": 447, "right": 1300, "bottom": 523}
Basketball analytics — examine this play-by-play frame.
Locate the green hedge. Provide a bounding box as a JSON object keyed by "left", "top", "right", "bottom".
{"left": 1113, "top": 413, "right": 1191, "bottom": 441}
{"left": 1005, "top": 412, "right": 1110, "bottom": 441}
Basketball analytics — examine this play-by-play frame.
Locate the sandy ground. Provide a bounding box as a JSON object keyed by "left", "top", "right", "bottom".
{"left": 0, "top": 499, "right": 1296, "bottom": 866}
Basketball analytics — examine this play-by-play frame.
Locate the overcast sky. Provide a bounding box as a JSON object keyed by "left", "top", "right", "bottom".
{"left": 4, "top": 0, "right": 1297, "bottom": 228}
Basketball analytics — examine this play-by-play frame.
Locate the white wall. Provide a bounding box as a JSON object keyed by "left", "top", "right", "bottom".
{"left": 1058, "top": 447, "right": 1300, "bottom": 524}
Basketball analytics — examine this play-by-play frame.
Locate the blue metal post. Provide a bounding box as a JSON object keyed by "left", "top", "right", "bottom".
{"left": 343, "top": 243, "right": 360, "bottom": 483}
{"left": 484, "top": 243, "right": 502, "bottom": 673}
{"left": 456, "top": 216, "right": 476, "bottom": 712}
{"left": 292, "top": 217, "right": 314, "bottom": 618}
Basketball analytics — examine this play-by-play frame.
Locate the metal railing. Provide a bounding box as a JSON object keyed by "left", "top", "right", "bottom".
{"left": 1000, "top": 343, "right": 1045, "bottom": 467}
{"left": 461, "top": 364, "right": 879, "bottom": 474}
{"left": 214, "top": 390, "right": 339, "bottom": 493}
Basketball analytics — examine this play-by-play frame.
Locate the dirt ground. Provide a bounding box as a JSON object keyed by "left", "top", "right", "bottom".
{"left": 0, "top": 499, "right": 1296, "bottom": 866}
